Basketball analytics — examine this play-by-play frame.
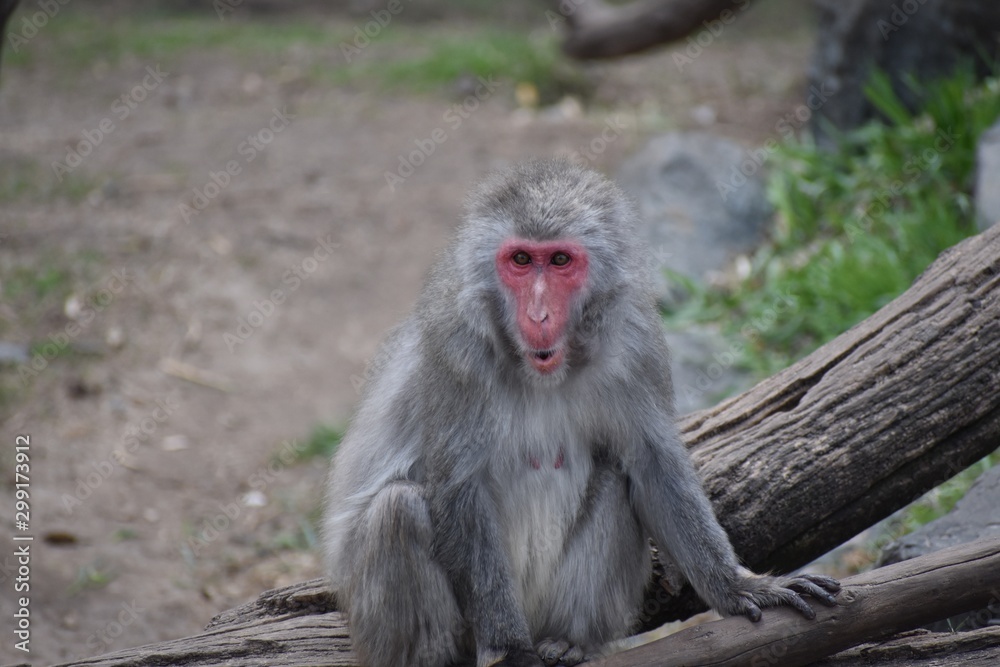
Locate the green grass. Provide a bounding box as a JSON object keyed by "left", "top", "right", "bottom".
{"left": 333, "top": 29, "right": 586, "bottom": 101}
{"left": 1, "top": 249, "right": 104, "bottom": 315}
{"left": 2, "top": 9, "right": 347, "bottom": 72}
{"left": 67, "top": 561, "right": 115, "bottom": 595}
{"left": 0, "top": 156, "right": 102, "bottom": 204}
{"left": 291, "top": 424, "right": 344, "bottom": 462}
{"left": 666, "top": 69, "right": 1000, "bottom": 375}
{"left": 4, "top": 9, "right": 582, "bottom": 100}
{"left": 3, "top": 264, "right": 70, "bottom": 301}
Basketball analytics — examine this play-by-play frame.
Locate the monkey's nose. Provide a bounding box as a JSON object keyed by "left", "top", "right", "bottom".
{"left": 528, "top": 309, "right": 549, "bottom": 324}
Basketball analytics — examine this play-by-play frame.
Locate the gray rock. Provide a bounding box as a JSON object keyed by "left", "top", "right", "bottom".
{"left": 879, "top": 464, "right": 1000, "bottom": 631}
{"left": 665, "top": 327, "right": 754, "bottom": 416}
{"left": 976, "top": 120, "right": 1000, "bottom": 231}
{"left": 0, "top": 341, "right": 29, "bottom": 365}
{"left": 881, "top": 465, "right": 1000, "bottom": 565}
{"left": 617, "top": 132, "right": 772, "bottom": 303}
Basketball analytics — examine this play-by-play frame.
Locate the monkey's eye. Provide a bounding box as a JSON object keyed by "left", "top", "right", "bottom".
{"left": 551, "top": 252, "right": 570, "bottom": 266}
{"left": 512, "top": 251, "right": 531, "bottom": 266}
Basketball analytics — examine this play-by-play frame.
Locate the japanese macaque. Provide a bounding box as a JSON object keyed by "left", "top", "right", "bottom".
{"left": 322, "top": 159, "right": 839, "bottom": 667}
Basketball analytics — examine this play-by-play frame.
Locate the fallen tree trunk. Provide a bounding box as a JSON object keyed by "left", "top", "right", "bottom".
{"left": 53, "top": 537, "right": 1000, "bottom": 667}
{"left": 552, "top": 0, "right": 746, "bottom": 59}
{"left": 53, "top": 224, "right": 1000, "bottom": 665}
{"left": 813, "top": 626, "right": 1000, "bottom": 666}
{"left": 596, "top": 537, "right": 1000, "bottom": 667}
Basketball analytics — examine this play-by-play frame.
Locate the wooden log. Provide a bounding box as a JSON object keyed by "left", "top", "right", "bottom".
{"left": 553, "top": 0, "right": 746, "bottom": 59}
{"left": 815, "top": 627, "right": 1000, "bottom": 666}
{"left": 51, "top": 537, "right": 1000, "bottom": 667}
{"left": 595, "top": 536, "right": 1000, "bottom": 667}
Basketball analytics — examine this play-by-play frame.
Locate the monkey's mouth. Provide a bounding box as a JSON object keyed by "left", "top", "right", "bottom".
{"left": 528, "top": 347, "right": 564, "bottom": 374}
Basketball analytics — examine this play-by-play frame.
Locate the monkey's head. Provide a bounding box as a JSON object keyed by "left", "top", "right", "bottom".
{"left": 451, "top": 159, "right": 647, "bottom": 386}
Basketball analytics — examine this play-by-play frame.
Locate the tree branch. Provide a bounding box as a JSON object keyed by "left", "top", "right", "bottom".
{"left": 597, "top": 537, "right": 1000, "bottom": 667}
{"left": 553, "top": 0, "right": 747, "bottom": 59}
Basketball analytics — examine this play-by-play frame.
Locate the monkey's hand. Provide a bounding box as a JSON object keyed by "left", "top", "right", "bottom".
{"left": 723, "top": 571, "right": 841, "bottom": 622}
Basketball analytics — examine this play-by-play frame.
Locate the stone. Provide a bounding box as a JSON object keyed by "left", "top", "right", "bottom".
{"left": 879, "top": 464, "right": 1000, "bottom": 632}
{"left": 617, "top": 132, "right": 772, "bottom": 303}
{"left": 976, "top": 120, "right": 1000, "bottom": 231}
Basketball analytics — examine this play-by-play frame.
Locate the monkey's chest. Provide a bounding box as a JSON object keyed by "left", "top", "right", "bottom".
{"left": 495, "top": 440, "right": 592, "bottom": 611}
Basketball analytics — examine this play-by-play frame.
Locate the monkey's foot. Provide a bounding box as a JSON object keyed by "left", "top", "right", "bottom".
{"left": 535, "top": 638, "right": 592, "bottom": 666}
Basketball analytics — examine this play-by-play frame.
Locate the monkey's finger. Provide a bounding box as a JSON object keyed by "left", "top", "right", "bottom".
{"left": 560, "top": 645, "right": 585, "bottom": 666}
{"left": 799, "top": 573, "right": 842, "bottom": 593}
{"left": 537, "top": 639, "right": 570, "bottom": 666}
{"left": 782, "top": 591, "right": 817, "bottom": 620}
{"left": 740, "top": 599, "right": 763, "bottom": 622}
{"left": 787, "top": 579, "right": 839, "bottom": 606}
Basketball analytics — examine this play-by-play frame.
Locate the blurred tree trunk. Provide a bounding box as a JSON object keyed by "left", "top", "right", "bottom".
{"left": 809, "top": 0, "right": 1000, "bottom": 140}
{"left": 0, "top": 0, "right": 19, "bottom": 70}
{"left": 548, "top": 0, "right": 742, "bottom": 59}
{"left": 552, "top": 0, "right": 1000, "bottom": 137}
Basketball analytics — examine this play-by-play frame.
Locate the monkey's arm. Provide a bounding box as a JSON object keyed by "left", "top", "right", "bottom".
{"left": 629, "top": 423, "right": 840, "bottom": 621}
{"left": 430, "top": 474, "right": 542, "bottom": 667}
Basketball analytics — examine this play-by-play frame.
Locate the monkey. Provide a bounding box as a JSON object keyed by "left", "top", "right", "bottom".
{"left": 322, "top": 159, "right": 840, "bottom": 667}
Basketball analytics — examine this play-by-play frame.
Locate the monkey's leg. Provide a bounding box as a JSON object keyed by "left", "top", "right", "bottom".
{"left": 534, "top": 466, "right": 650, "bottom": 666}
{"left": 348, "top": 482, "right": 465, "bottom": 667}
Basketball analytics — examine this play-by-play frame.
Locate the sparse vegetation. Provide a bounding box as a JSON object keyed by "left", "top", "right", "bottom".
{"left": 295, "top": 424, "right": 344, "bottom": 462}
{"left": 0, "top": 156, "right": 101, "bottom": 203}
{"left": 333, "top": 28, "right": 586, "bottom": 102}
{"left": 68, "top": 561, "right": 115, "bottom": 595}
{"left": 664, "top": 69, "right": 1000, "bottom": 545}
{"left": 3, "top": 11, "right": 343, "bottom": 71}
{"left": 665, "top": 70, "right": 1000, "bottom": 376}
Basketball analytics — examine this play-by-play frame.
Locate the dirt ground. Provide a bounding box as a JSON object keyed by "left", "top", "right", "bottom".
{"left": 0, "top": 4, "right": 815, "bottom": 665}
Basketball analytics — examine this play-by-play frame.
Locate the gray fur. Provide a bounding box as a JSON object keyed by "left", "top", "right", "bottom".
{"left": 322, "top": 159, "right": 838, "bottom": 667}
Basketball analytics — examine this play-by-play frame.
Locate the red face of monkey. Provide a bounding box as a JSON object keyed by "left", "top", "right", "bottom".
{"left": 495, "top": 238, "right": 589, "bottom": 375}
